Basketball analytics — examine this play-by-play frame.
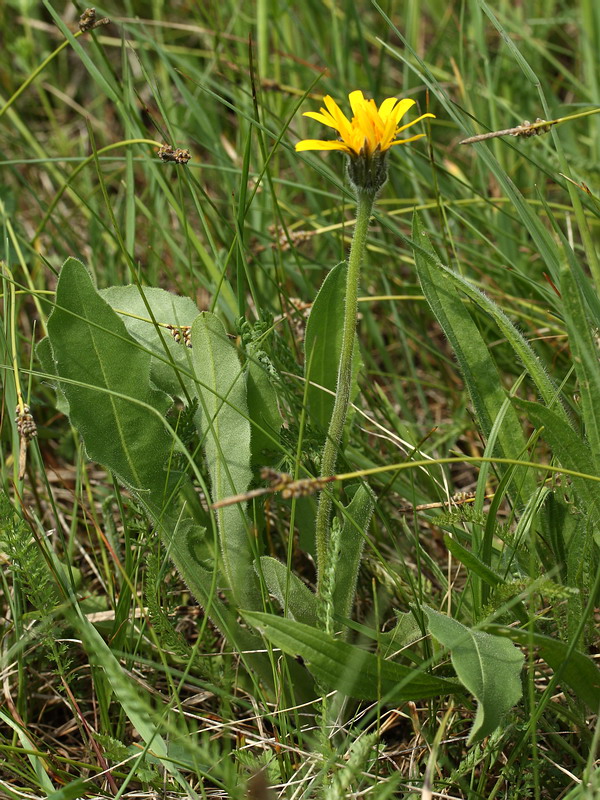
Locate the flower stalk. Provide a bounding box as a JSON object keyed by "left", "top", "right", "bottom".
{"left": 295, "top": 89, "right": 434, "bottom": 605}
{"left": 314, "top": 187, "right": 375, "bottom": 597}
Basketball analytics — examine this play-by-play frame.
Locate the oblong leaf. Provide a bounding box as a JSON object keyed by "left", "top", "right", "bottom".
{"left": 191, "top": 312, "right": 259, "bottom": 610}
{"left": 332, "top": 484, "right": 376, "bottom": 627}
{"left": 485, "top": 624, "right": 600, "bottom": 711}
{"left": 304, "top": 262, "right": 361, "bottom": 431}
{"left": 258, "top": 556, "right": 317, "bottom": 626}
{"left": 100, "top": 285, "right": 200, "bottom": 398}
{"left": 244, "top": 611, "right": 458, "bottom": 702}
{"left": 47, "top": 258, "right": 173, "bottom": 496}
{"left": 424, "top": 606, "right": 524, "bottom": 744}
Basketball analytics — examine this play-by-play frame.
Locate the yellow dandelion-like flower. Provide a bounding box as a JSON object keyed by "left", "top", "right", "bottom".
{"left": 296, "top": 90, "right": 435, "bottom": 158}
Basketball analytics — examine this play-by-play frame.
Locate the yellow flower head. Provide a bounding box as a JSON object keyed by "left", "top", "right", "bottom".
{"left": 296, "top": 90, "right": 435, "bottom": 158}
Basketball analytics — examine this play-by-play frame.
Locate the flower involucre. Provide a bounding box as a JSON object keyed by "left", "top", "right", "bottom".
{"left": 296, "top": 90, "right": 435, "bottom": 158}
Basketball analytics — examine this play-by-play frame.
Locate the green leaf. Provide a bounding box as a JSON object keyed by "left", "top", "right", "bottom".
{"left": 332, "top": 484, "right": 376, "bottom": 628}
{"left": 46, "top": 260, "right": 276, "bottom": 685}
{"left": 427, "top": 261, "right": 568, "bottom": 420}
{"left": 47, "top": 258, "right": 174, "bottom": 497}
{"left": 304, "top": 262, "right": 361, "bottom": 431}
{"left": 512, "top": 398, "right": 600, "bottom": 525}
{"left": 412, "top": 213, "right": 536, "bottom": 503}
{"left": 244, "top": 611, "right": 458, "bottom": 702}
{"left": 424, "top": 606, "right": 524, "bottom": 744}
{"left": 246, "top": 352, "right": 282, "bottom": 465}
{"left": 258, "top": 556, "right": 317, "bottom": 626}
{"left": 486, "top": 625, "right": 600, "bottom": 711}
{"left": 560, "top": 266, "right": 600, "bottom": 474}
{"left": 191, "top": 312, "right": 260, "bottom": 610}
{"left": 443, "top": 535, "right": 501, "bottom": 588}
{"left": 100, "top": 285, "right": 200, "bottom": 398}
{"left": 36, "top": 336, "right": 69, "bottom": 415}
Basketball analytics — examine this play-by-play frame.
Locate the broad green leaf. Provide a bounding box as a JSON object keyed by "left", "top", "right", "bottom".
{"left": 378, "top": 611, "right": 422, "bottom": 657}
{"left": 191, "top": 312, "right": 260, "bottom": 610}
{"left": 560, "top": 266, "right": 600, "bottom": 474}
{"left": 304, "top": 262, "right": 361, "bottom": 431}
{"left": 246, "top": 351, "right": 282, "bottom": 465}
{"left": 244, "top": 611, "right": 458, "bottom": 701}
{"left": 36, "top": 336, "right": 69, "bottom": 415}
{"left": 100, "top": 285, "right": 200, "bottom": 398}
{"left": 424, "top": 606, "right": 524, "bottom": 744}
{"left": 47, "top": 258, "right": 174, "bottom": 497}
{"left": 486, "top": 625, "right": 600, "bottom": 711}
{"left": 332, "top": 484, "right": 376, "bottom": 628}
{"left": 46, "top": 260, "right": 277, "bottom": 687}
{"left": 412, "top": 213, "right": 536, "bottom": 503}
{"left": 258, "top": 556, "right": 317, "bottom": 626}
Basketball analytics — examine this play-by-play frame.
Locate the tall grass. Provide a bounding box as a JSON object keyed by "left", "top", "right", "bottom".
{"left": 1, "top": 1, "right": 599, "bottom": 798}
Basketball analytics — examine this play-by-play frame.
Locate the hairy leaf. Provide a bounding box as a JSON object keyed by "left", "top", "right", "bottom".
{"left": 258, "top": 556, "right": 317, "bottom": 626}
{"left": 244, "top": 611, "right": 458, "bottom": 701}
{"left": 332, "top": 484, "right": 376, "bottom": 628}
{"left": 424, "top": 606, "right": 524, "bottom": 743}
{"left": 304, "top": 262, "right": 361, "bottom": 432}
{"left": 191, "top": 312, "right": 259, "bottom": 610}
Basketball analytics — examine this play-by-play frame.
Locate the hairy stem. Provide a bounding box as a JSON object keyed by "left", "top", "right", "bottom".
{"left": 315, "top": 188, "right": 375, "bottom": 598}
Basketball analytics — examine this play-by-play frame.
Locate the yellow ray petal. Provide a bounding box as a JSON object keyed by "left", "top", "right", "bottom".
{"left": 391, "top": 98, "right": 417, "bottom": 126}
{"left": 389, "top": 133, "right": 427, "bottom": 146}
{"left": 395, "top": 112, "right": 435, "bottom": 136}
{"left": 303, "top": 110, "right": 340, "bottom": 130}
{"left": 378, "top": 97, "right": 399, "bottom": 120}
{"left": 295, "top": 139, "right": 351, "bottom": 152}
{"left": 348, "top": 89, "right": 367, "bottom": 118}
{"left": 323, "top": 95, "right": 352, "bottom": 139}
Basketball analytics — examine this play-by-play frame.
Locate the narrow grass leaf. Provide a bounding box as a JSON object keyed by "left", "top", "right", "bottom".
{"left": 487, "top": 625, "right": 600, "bottom": 710}
{"left": 243, "top": 611, "right": 458, "bottom": 701}
{"left": 424, "top": 606, "right": 524, "bottom": 744}
{"left": 559, "top": 266, "right": 600, "bottom": 474}
{"left": 412, "top": 213, "right": 536, "bottom": 502}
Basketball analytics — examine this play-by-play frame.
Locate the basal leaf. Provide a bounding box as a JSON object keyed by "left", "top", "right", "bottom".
{"left": 47, "top": 258, "right": 174, "bottom": 497}
{"left": 36, "top": 336, "right": 69, "bottom": 415}
{"left": 258, "top": 556, "right": 317, "bottom": 626}
{"left": 191, "top": 312, "right": 259, "bottom": 610}
{"left": 424, "top": 606, "right": 524, "bottom": 744}
{"left": 246, "top": 351, "right": 282, "bottom": 465}
{"left": 244, "top": 611, "right": 458, "bottom": 702}
{"left": 304, "top": 262, "right": 361, "bottom": 432}
{"left": 100, "top": 285, "right": 200, "bottom": 398}
{"left": 486, "top": 624, "right": 600, "bottom": 711}
{"left": 332, "top": 484, "right": 376, "bottom": 628}
{"left": 512, "top": 398, "right": 600, "bottom": 525}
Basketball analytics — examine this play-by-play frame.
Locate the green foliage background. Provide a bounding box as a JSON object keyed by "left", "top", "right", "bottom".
{"left": 1, "top": 1, "right": 599, "bottom": 798}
